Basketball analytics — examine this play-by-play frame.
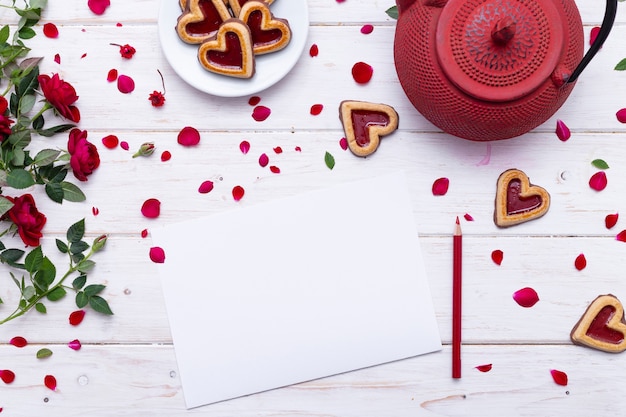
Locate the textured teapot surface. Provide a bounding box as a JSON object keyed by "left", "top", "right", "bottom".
{"left": 394, "top": 0, "right": 584, "bottom": 141}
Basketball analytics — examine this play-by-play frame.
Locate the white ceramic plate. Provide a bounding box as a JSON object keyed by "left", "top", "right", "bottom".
{"left": 158, "top": 0, "right": 309, "bottom": 97}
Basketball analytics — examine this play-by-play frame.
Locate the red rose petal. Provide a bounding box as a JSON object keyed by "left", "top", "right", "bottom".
{"left": 198, "top": 180, "right": 214, "bottom": 194}
{"left": 0, "top": 370, "right": 15, "bottom": 384}
{"left": 432, "top": 177, "right": 449, "bottom": 196}
{"left": 258, "top": 153, "right": 269, "bottom": 167}
{"left": 605, "top": 212, "right": 619, "bottom": 229}
{"left": 141, "top": 198, "right": 161, "bottom": 218}
{"left": 117, "top": 74, "right": 135, "bottom": 94}
{"left": 491, "top": 249, "right": 503, "bottom": 265}
{"left": 248, "top": 96, "right": 261, "bottom": 106}
{"left": 9, "top": 337, "right": 27, "bottom": 348}
{"left": 270, "top": 166, "right": 280, "bottom": 174}
{"left": 550, "top": 369, "right": 568, "bottom": 386}
{"left": 44, "top": 375, "right": 57, "bottom": 391}
{"left": 590, "top": 26, "right": 601, "bottom": 46}
{"left": 616, "top": 230, "right": 626, "bottom": 242}
{"left": 92, "top": 207, "right": 99, "bottom": 216}
{"left": 68, "top": 339, "right": 82, "bottom": 351}
{"left": 616, "top": 108, "right": 626, "bottom": 123}
{"left": 273, "top": 146, "right": 283, "bottom": 154}
{"left": 252, "top": 105, "right": 271, "bottom": 122}
{"left": 339, "top": 137, "right": 348, "bottom": 150}
{"left": 360, "top": 24, "right": 374, "bottom": 34}
{"left": 513, "top": 287, "right": 539, "bottom": 308}
{"left": 310, "top": 104, "right": 323, "bottom": 115}
{"left": 463, "top": 213, "right": 474, "bottom": 221}
{"left": 352, "top": 62, "right": 373, "bottom": 84}
{"left": 149, "top": 247, "right": 166, "bottom": 263}
{"left": 309, "top": 44, "right": 319, "bottom": 57}
{"left": 43, "top": 23, "right": 59, "bottom": 38}
{"left": 120, "top": 141, "right": 129, "bottom": 150}
{"left": 107, "top": 68, "right": 118, "bottom": 82}
{"left": 555, "top": 119, "right": 570, "bottom": 142}
{"left": 177, "top": 126, "right": 200, "bottom": 146}
{"left": 232, "top": 185, "right": 245, "bottom": 201}
{"left": 54, "top": 53, "right": 61, "bottom": 64}
{"left": 239, "top": 140, "right": 250, "bottom": 154}
{"left": 69, "top": 309, "right": 85, "bottom": 326}
{"left": 161, "top": 151, "right": 171, "bottom": 162}
{"left": 141, "top": 229, "right": 149, "bottom": 238}
{"left": 475, "top": 364, "right": 492, "bottom": 373}
{"left": 101, "top": 134, "right": 119, "bottom": 149}
{"left": 574, "top": 253, "right": 587, "bottom": 271}
{"left": 589, "top": 171, "right": 607, "bottom": 191}
{"left": 81, "top": 53, "right": 87, "bottom": 59}
{"left": 88, "top": 0, "right": 110, "bottom": 15}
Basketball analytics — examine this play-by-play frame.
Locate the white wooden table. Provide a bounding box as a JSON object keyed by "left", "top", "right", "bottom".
{"left": 2, "top": 0, "right": 626, "bottom": 415}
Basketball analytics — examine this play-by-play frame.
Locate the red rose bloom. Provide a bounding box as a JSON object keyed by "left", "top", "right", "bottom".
{"left": 68, "top": 128, "right": 100, "bottom": 181}
{"left": 0, "top": 114, "right": 14, "bottom": 141}
{"left": 148, "top": 91, "right": 165, "bottom": 107}
{"left": 118, "top": 44, "right": 136, "bottom": 59}
{"left": 0, "top": 96, "right": 8, "bottom": 113}
{"left": 38, "top": 73, "right": 81, "bottom": 122}
{"left": 5, "top": 194, "right": 47, "bottom": 247}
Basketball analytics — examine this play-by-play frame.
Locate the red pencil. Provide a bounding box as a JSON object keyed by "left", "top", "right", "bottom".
{"left": 452, "top": 216, "right": 462, "bottom": 378}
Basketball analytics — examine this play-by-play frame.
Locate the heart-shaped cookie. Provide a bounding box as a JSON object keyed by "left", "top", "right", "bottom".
{"left": 571, "top": 294, "right": 626, "bottom": 353}
{"left": 197, "top": 19, "right": 255, "bottom": 78}
{"left": 239, "top": 1, "right": 291, "bottom": 55}
{"left": 494, "top": 169, "right": 550, "bottom": 227}
{"left": 339, "top": 100, "right": 399, "bottom": 157}
{"left": 227, "top": 0, "right": 275, "bottom": 17}
{"left": 176, "top": 0, "right": 231, "bottom": 44}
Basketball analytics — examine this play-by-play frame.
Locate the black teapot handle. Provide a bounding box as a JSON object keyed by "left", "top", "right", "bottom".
{"left": 567, "top": 0, "right": 618, "bottom": 83}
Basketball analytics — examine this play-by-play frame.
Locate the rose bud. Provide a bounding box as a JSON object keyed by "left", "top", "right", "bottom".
{"left": 132, "top": 142, "right": 156, "bottom": 158}
{"left": 92, "top": 235, "right": 108, "bottom": 252}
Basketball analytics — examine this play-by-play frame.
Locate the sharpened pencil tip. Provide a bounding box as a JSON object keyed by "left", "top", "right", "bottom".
{"left": 456, "top": 216, "right": 460, "bottom": 225}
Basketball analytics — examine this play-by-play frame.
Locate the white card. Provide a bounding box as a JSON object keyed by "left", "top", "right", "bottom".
{"left": 151, "top": 172, "right": 441, "bottom": 408}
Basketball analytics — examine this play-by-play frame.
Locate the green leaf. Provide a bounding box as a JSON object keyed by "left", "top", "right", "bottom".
{"left": 32, "top": 114, "right": 44, "bottom": 130}
{"left": 18, "top": 27, "right": 36, "bottom": 40}
{"left": 76, "top": 259, "right": 95, "bottom": 273}
{"left": 0, "top": 25, "right": 10, "bottom": 44}
{"left": 24, "top": 245, "right": 43, "bottom": 273}
{"left": 75, "top": 291, "right": 88, "bottom": 308}
{"left": 31, "top": 0, "right": 49, "bottom": 9}
{"left": 592, "top": 159, "right": 610, "bottom": 169}
{"left": 45, "top": 182, "right": 64, "bottom": 203}
{"left": 15, "top": 64, "right": 38, "bottom": 97}
{"left": 35, "top": 302, "right": 46, "bottom": 313}
{"left": 72, "top": 275, "right": 87, "bottom": 290}
{"left": 61, "top": 181, "right": 86, "bottom": 202}
{"left": 19, "top": 94, "right": 36, "bottom": 114}
{"left": 36, "top": 348, "right": 53, "bottom": 359}
{"left": 34, "top": 149, "right": 61, "bottom": 167}
{"left": 0, "top": 196, "right": 14, "bottom": 218}
{"left": 23, "top": 285, "right": 36, "bottom": 301}
{"left": 70, "top": 240, "right": 90, "bottom": 255}
{"left": 84, "top": 284, "right": 105, "bottom": 297}
{"left": 89, "top": 295, "right": 113, "bottom": 315}
{"left": 11, "top": 147, "right": 25, "bottom": 166}
{"left": 7, "top": 129, "right": 31, "bottom": 148}
{"left": 55, "top": 239, "right": 68, "bottom": 254}
{"left": 385, "top": 5, "right": 398, "bottom": 19}
{"left": 7, "top": 168, "right": 35, "bottom": 189}
{"left": 615, "top": 58, "right": 626, "bottom": 71}
{"left": 1, "top": 248, "right": 25, "bottom": 264}
{"left": 34, "top": 257, "right": 56, "bottom": 289}
{"left": 46, "top": 286, "right": 67, "bottom": 302}
{"left": 324, "top": 151, "right": 335, "bottom": 170}
{"left": 37, "top": 123, "right": 75, "bottom": 137}
{"left": 67, "top": 219, "right": 85, "bottom": 243}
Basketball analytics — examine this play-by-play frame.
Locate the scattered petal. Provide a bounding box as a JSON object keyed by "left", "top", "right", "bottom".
{"left": 117, "top": 74, "right": 135, "bottom": 93}
{"left": 476, "top": 143, "right": 492, "bottom": 166}
{"left": 248, "top": 96, "right": 261, "bottom": 106}
{"left": 232, "top": 186, "right": 245, "bottom": 201}
{"left": 463, "top": 213, "right": 474, "bottom": 221}
{"left": 616, "top": 230, "right": 626, "bottom": 242}
{"left": 252, "top": 105, "right": 271, "bottom": 121}
{"left": 616, "top": 108, "right": 626, "bottom": 123}
{"left": 101, "top": 134, "right": 119, "bottom": 149}
{"left": 112, "top": 43, "right": 136, "bottom": 59}
{"left": 513, "top": 287, "right": 539, "bottom": 308}
{"left": 141, "top": 198, "right": 161, "bottom": 218}
{"left": 432, "top": 177, "right": 449, "bottom": 196}
{"left": 475, "top": 364, "right": 492, "bottom": 373}
{"left": 239, "top": 140, "right": 250, "bottom": 154}
{"left": 43, "top": 23, "right": 59, "bottom": 38}
{"left": 491, "top": 249, "right": 503, "bottom": 265}
{"left": 258, "top": 153, "right": 269, "bottom": 167}
{"left": 107, "top": 68, "right": 118, "bottom": 82}
{"left": 273, "top": 146, "right": 283, "bottom": 154}
{"left": 270, "top": 166, "right": 281, "bottom": 174}
{"left": 310, "top": 104, "right": 323, "bottom": 115}
{"left": 92, "top": 207, "right": 99, "bottom": 216}
{"left": 198, "top": 180, "right": 214, "bottom": 194}
{"left": 589, "top": 171, "right": 607, "bottom": 191}
{"left": 360, "top": 24, "right": 374, "bottom": 34}
{"left": 88, "top": 0, "right": 110, "bottom": 15}
{"left": 161, "top": 150, "right": 171, "bottom": 161}
{"left": 149, "top": 246, "right": 166, "bottom": 263}
{"left": 0, "top": 370, "right": 15, "bottom": 384}
{"left": 69, "top": 309, "right": 85, "bottom": 326}
{"left": 120, "top": 141, "right": 129, "bottom": 151}
{"left": 81, "top": 53, "right": 87, "bottom": 59}
{"left": 556, "top": 119, "right": 571, "bottom": 141}
{"left": 550, "top": 369, "right": 568, "bottom": 386}
{"left": 44, "top": 375, "right": 57, "bottom": 391}
{"left": 141, "top": 229, "right": 148, "bottom": 238}
{"left": 590, "top": 26, "right": 601, "bottom": 46}
{"left": 339, "top": 137, "right": 348, "bottom": 150}
{"left": 9, "top": 337, "right": 27, "bottom": 348}
{"left": 352, "top": 61, "right": 373, "bottom": 84}
{"left": 54, "top": 53, "right": 61, "bottom": 64}
{"left": 68, "top": 339, "right": 82, "bottom": 351}
{"left": 574, "top": 253, "right": 587, "bottom": 271}
{"left": 605, "top": 212, "right": 619, "bottom": 229}
{"left": 309, "top": 44, "right": 319, "bottom": 57}
{"left": 177, "top": 126, "right": 200, "bottom": 146}
{"left": 295, "top": 146, "right": 301, "bottom": 152}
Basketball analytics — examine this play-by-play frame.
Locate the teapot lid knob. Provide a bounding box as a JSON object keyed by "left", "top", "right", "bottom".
{"left": 491, "top": 17, "right": 516, "bottom": 45}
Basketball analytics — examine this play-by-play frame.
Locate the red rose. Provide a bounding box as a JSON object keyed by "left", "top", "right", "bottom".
{"left": 5, "top": 194, "right": 47, "bottom": 247}
{"left": 0, "top": 96, "right": 8, "bottom": 114}
{"left": 38, "top": 73, "right": 81, "bottom": 123}
{"left": 68, "top": 128, "right": 100, "bottom": 181}
{"left": 148, "top": 91, "right": 165, "bottom": 107}
{"left": 0, "top": 114, "right": 14, "bottom": 141}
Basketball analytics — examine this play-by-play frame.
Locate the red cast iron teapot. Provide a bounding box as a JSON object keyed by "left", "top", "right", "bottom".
{"left": 394, "top": 0, "right": 617, "bottom": 141}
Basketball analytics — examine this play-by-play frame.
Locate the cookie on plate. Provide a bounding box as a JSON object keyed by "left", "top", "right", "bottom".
{"left": 197, "top": 19, "right": 255, "bottom": 78}
{"left": 176, "top": 0, "right": 231, "bottom": 44}
{"left": 239, "top": 1, "right": 291, "bottom": 55}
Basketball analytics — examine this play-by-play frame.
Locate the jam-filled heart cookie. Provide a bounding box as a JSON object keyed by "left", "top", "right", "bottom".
{"left": 339, "top": 100, "right": 399, "bottom": 157}
{"left": 197, "top": 19, "right": 255, "bottom": 78}
{"left": 176, "top": 0, "right": 231, "bottom": 44}
{"left": 227, "top": 0, "right": 275, "bottom": 17}
{"left": 180, "top": 0, "right": 228, "bottom": 11}
{"left": 239, "top": 1, "right": 291, "bottom": 55}
{"left": 571, "top": 294, "right": 626, "bottom": 353}
{"left": 494, "top": 169, "right": 550, "bottom": 227}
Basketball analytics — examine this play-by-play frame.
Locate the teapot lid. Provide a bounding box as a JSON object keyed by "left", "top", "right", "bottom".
{"left": 436, "top": 0, "right": 564, "bottom": 102}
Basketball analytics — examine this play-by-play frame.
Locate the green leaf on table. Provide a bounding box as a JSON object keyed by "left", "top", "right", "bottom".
{"left": 34, "top": 149, "right": 61, "bottom": 167}
{"left": 55, "top": 239, "right": 68, "bottom": 254}
{"left": 1, "top": 248, "right": 25, "bottom": 264}
{"left": 19, "top": 93, "right": 35, "bottom": 114}
{"left": 61, "top": 181, "right": 86, "bottom": 202}
{"left": 37, "top": 123, "right": 75, "bottom": 137}
{"left": 324, "top": 151, "right": 335, "bottom": 170}
{"left": 84, "top": 284, "right": 105, "bottom": 297}
{"left": 615, "top": 58, "right": 626, "bottom": 71}
{"left": 7, "top": 168, "right": 35, "bottom": 189}
{"left": 89, "top": 295, "right": 113, "bottom": 315}
{"left": 15, "top": 64, "right": 38, "bottom": 97}
{"left": 45, "top": 182, "right": 64, "bottom": 203}
{"left": 8, "top": 129, "right": 31, "bottom": 148}
{"left": 70, "top": 240, "right": 90, "bottom": 255}
{"left": 0, "top": 25, "right": 9, "bottom": 44}
{"left": 46, "top": 286, "right": 66, "bottom": 302}
{"left": 76, "top": 259, "right": 95, "bottom": 273}
{"left": 67, "top": 219, "right": 85, "bottom": 243}
{"left": 24, "top": 245, "right": 43, "bottom": 273}
{"left": 385, "top": 6, "right": 398, "bottom": 19}
{"left": 592, "top": 159, "right": 609, "bottom": 169}
{"left": 0, "top": 196, "right": 14, "bottom": 218}
{"left": 34, "top": 257, "right": 56, "bottom": 289}
{"left": 72, "top": 275, "right": 86, "bottom": 290}
{"left": 17, "top": 27, "right": 36, "bottom": 40}
{"left": 75, "top": 291, "right": 88, "bottom": 308}
{"left": 23, "top": 285, "right": 36, "bottom": 301}
{"left": 36, "top": 348, "right": 53, "bottom": 359}
{"left": 35, "top": 302, "right": 46, "bottom": 313}
{"left": 30, "top": 0, "right": 49, "bottom": 9}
